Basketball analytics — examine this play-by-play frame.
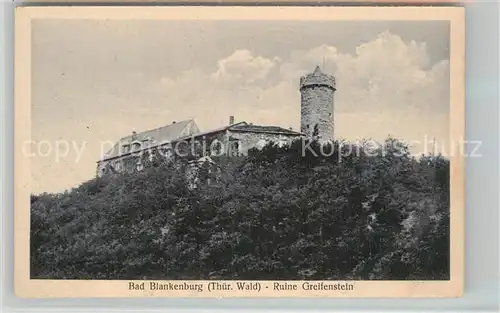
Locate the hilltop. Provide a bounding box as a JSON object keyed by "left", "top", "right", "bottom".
{"left": 30, "top": 138, "right": 450, "bottom": 280}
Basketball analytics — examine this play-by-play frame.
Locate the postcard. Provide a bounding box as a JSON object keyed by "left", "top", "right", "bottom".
{"left": 15, "top": 5, "right": 465, "bottom": 298}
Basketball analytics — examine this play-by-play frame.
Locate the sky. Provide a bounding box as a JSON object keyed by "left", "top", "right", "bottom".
{"left": 31, "top": 19, "right": 450, "bottom": 194}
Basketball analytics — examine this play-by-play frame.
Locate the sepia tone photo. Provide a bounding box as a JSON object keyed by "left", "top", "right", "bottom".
{"left": 15, "top": 6, "right": 465, "bottom": 298}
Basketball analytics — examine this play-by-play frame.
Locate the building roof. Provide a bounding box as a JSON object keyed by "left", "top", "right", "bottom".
{"left": 176, "top": 121, "right": 248, "bottom": 141}
{"left": 300, "top": 65, "right": 336, "bottom": 90}
{"left": 102, "top": 119, "right": 199, "bottom": 160}
{"left": 177, "top": 122, "right": 302, "bottom": 140}
{"left": 123, "top": 119, "right": 197, "bottom": 143}
{"left": 99, "top": 119, "right": 303, "bottom": 162}
{"left": 229, "top": 124, "right": 302, "bottom": 135}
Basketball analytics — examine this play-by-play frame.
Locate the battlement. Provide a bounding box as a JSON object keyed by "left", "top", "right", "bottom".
{"left": 299, "top": 66, "right": 336, "bottom": 91}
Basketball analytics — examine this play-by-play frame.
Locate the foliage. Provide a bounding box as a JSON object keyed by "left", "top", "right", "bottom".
{"left": 30, "top": 138, "right": 450, "bottom": 280}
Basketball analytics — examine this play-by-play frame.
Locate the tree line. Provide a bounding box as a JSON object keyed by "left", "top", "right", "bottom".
{"left": 30, "top": 138, "right": 450, "bottom": 280}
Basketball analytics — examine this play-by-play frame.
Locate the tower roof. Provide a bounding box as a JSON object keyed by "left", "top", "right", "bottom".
{"left": 299, "top": 65, "right": 336, "bottom": 90}
{"left": 313, "top": 65, "right": 322, "bottom": 74}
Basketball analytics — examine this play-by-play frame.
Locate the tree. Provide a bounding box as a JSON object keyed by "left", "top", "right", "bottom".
{"left": 30, "top": 137, "right": 450, "bottom": 280}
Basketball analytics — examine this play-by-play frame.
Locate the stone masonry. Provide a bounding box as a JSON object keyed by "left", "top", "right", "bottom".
{"left": 227, "top": 130, "right": 299, "bottom": 156}
{"left": 299, "top": 65, "right": 336, "bottom": 142}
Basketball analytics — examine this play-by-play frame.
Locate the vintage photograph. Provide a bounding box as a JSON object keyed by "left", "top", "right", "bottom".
{"left": 15, "top": 6, "right": 465, "bottom": 297}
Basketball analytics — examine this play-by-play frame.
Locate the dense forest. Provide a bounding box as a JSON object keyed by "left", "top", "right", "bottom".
{"left": 30, "top": 138, "right": 450, "bottom": 280}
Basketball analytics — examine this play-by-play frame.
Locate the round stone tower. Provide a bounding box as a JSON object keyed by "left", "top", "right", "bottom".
{"left": 299, "top": 65, "right": 336, "bottom": 142}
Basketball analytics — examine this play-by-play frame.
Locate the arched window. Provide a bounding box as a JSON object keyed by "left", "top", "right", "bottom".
{"left": 230, "top": 140, "right": 240, "bottom": 156}
{"left": 210, "top": 140, "right": 223, "bottom": 156}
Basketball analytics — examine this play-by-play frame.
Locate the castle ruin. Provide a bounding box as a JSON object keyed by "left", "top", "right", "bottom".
{"left": 97, "top": 66, "right": 336, "bottom": 176}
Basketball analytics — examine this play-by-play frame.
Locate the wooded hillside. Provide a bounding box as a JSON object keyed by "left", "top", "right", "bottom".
{"left": 30, "top": 138, "right": 450, "bottom": 280}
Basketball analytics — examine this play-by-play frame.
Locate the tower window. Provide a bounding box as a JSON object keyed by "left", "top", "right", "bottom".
{"left": 306, "top": 124, "right": 310, "bottom": 129}
{"left": 329, "top": 113, "right": 332, "bottom": 117}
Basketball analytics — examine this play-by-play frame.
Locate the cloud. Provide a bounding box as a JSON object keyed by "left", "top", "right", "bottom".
{"left": 211, "top": 49, "right": 280, "bottom": 85}
{"left": 156, "top": 31, "right": 449, "bottom": 135}
{"left": 32, "top": 29, "right": 450, "bottom": 193}
{"left": 279, "top": 31, "right": 449, "bottom": 115}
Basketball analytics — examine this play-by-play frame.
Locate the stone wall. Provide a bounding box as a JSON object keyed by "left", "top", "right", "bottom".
{"left": 300, "top": 85, "right": 335, "bottom": 142}
{"left": 97, "top": 152, "right": 149, "bottom": 177}
{"left": 299, "top": 74, "right": 335, "bottom": 90}
{"left": 175, "top": 132, "right": 229, "bottom": 158}
{"left": 96, "top": 130, "right": 303, "bottom": 176}
{"left": 97, "top": 131, "right": 229, "bottom": 176}
{"left": 228, "top": 131, "right": 301, "bottom": 156}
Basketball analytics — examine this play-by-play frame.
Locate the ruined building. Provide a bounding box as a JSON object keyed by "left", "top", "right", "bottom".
{"left": 96, "top": 66, "right": 336, "bottom": 177}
